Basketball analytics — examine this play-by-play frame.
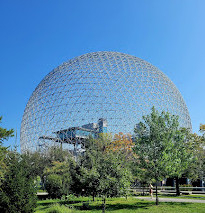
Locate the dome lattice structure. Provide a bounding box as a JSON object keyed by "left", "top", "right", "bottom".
{"left": 20, "top": 51, "right": 192, "bottom": 153}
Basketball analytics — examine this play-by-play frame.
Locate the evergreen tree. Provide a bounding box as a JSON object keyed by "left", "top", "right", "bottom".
{"left": 0, "top": 116, "right": 14, "bottom": 144}
{"left": 0, "top": 152, "right": 37, "bottom": 213}
{"left": 0, "top": 116, "right": 14, "bottom": 183}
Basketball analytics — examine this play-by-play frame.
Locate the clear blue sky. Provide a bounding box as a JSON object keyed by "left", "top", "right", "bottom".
{"left": 1, "top": 0, "right": 205, "bottom": 149}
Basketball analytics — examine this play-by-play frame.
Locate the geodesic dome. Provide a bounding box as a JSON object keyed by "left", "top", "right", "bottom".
{"left": 20, "top": 51, "right": 192, "bottom": 153}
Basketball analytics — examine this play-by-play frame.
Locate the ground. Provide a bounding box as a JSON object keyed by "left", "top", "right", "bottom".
{"left": 35, "top": 197, "right": 205, "bottom": 213}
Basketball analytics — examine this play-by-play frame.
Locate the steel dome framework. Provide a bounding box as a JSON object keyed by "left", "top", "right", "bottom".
{"left": 20, "top": 51, "right": 192, "bottom": 153}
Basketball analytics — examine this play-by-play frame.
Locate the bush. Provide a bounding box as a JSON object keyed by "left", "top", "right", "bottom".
{"left": 66, "top": 194, "right": 77, "bottom": 200}
{"left": 45, "top": 174, "right": 63, "bottom": 198}
{"left": 46, "top": 203, "right": 75, "bottom": 213}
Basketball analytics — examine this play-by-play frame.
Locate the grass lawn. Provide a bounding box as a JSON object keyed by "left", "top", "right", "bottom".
{"left": 35, "top": 197, "right": 205, "bottom": 213}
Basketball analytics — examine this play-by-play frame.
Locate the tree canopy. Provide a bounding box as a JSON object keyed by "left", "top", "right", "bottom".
{"left": 0, "top": 116, "right": 14, "bottom": 185}
{"left": 0, "top": 116, "right": 14, "bottom": 145}
{"left": 0, "top": 151, "right": 37, "bottom": 213}
{"left": 134, "top": 107, "right": 193, "bottom": 203}
{"left": 80, "top": 134, "right": 133, "bottom": 211}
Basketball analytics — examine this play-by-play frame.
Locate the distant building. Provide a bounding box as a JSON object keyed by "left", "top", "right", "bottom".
{"left": 55, "top": 118, "right": 108, "bottom": 142}
{"left": 39, "top": 118, "right": 108, "bottom": 153}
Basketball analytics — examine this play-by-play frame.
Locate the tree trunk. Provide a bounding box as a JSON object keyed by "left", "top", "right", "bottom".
{"left": 92, "top": 193, "right": 95, "bottom": 202}
{"left": 176, "top": 177, "right": 180, "bottom": 196}
{"left": 102, "top": 197, "right": 106, "bottom": 213}
{"left": 155, "top": 183, "right": 159, "bottom": 205}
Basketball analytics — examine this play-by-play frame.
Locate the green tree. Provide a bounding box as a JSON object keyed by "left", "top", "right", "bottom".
{"left": 0, "top": 146, "right": 8, "bottom": 185}
{"left": 0, "top": 151, "right": 37, "bottom": 213}
{"left": 134, "top": 107, "right": 183, "bottom": 204}
{"left": 23, "top": 151, "right": 47, "bottom": 179}
{"left": 0, "top": 116, "right": 14, "bottom": 183}
{"left": 200, "top": 124, "right": 205, "bottom": 137}
{"left": 0, "top": 116, "right": 14, "bottom": 144}
{"left": 44, "top": 161, "right": 71, "bottom": 197}
{"left": 166, "top": 127, "right": 194, "bottom": 196}
{"left": 46, "top": 146, "right": 69, "bottom": 164}
{"left": 68, "top": 157, "right": 87, "bottom": 196}
{"left": 81, "top": 134, "right": 133, "bottom": 212}
{"left": 184, "top": 133, "right": 205, "bottom": 185}
{"left": 45, "top": 174, "right": 63, "bottom": 199}
{"left": 23, "top": 146, "right": 72, "bottom": 191}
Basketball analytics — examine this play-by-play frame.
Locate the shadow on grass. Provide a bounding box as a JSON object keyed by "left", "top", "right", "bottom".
{"left": 37, "top": 198, "right": 194, "bottom": 212}
{"left": 68, "top": 201, "right": 153, "bottom": 211}
{"left": 103, "top": 201, "right": 152, "bottom": 211}
{"left": 71, "top": 199, "right": 193, "bottom": 211}
{"left": 37, "top": 200, "right": 83, "bottom": 206}
{"left": 165, "top": 202, "right": 195, "bottom": 206}
{"left": 107, "top": 201, "right": 193, "bottom": 211}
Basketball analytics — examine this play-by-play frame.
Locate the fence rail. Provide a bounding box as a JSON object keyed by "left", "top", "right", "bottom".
{"left": 131, "top": 187, "right": 205, "bottom": 190}
{"left": 130, "top": 187, "right": 205, "bottom": 194}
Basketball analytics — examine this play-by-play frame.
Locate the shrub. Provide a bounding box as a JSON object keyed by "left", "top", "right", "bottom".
{"left": 46, "top": 203, "right": 75, "bottom": 213}
{"left": 0, "top": 152, "right": 37, "bottom": 213}
{"left": 45, "top": 174, "right": 63, "bottom": 198}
